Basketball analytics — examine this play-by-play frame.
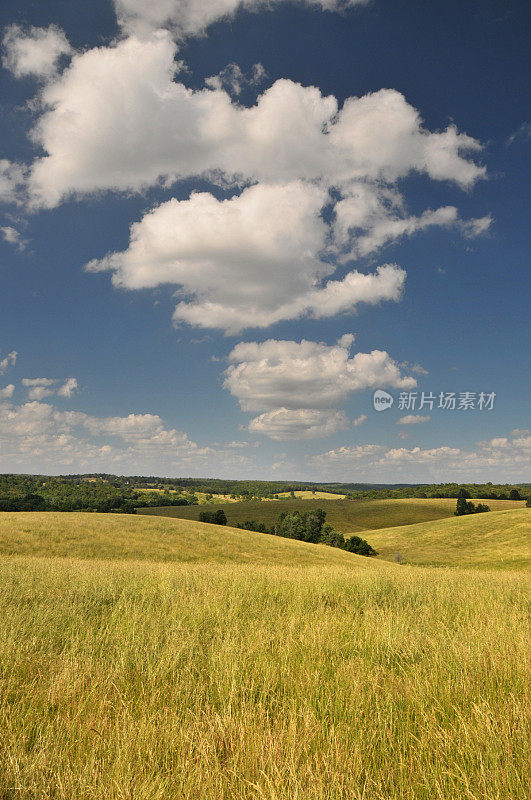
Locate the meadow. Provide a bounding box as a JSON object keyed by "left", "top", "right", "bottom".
{"left": 369, "top": 508, "right": 530, "bottom": 569}
{"left": 138, "top": 496, "right": 525, "bottom": 535}
{"left": 275, "top": 490, "right": 347, "bottom": 499}
{"left": 0, "top": 510, "right": 529, "bottom": 799}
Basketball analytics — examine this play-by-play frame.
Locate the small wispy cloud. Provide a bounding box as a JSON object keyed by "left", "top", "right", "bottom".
{"left": 1, "top": 226, "right": 27, "bottom": 250}
{"left": 0, "top": 350, "right": 17, "bottom": 374}
{"left": 22, "top": 376, "right": 78, "bottom": 400}
{"left": 397, "top": 414, "right": 431, "bottom": 425}
{"left": 505, "top": 122, "right": 530, "bottom": 147}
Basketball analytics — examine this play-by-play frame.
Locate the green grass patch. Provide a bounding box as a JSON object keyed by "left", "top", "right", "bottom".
{"left": 138, "top": 496, "right": 525, "bottom": 535}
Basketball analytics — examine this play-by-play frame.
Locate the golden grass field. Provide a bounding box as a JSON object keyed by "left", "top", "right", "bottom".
{"left": 0, "top": 509, "right": 529, "bottom": 799}
{"left": 275, "top": 490, "right": 347, "bottom": 499}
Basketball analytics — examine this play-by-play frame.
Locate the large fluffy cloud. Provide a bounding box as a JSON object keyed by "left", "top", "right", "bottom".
{"left": 225, "top": 335, "right": 416, "bottom": 410}
{"left": 12, "top": 30, "right": 487, "bottom": 336}
{"left": 87, "top": 181, "right": 407, "bottom": 332}
{"left": 224, "top": 335, "right": 416, "bottom": 438}
{"left": 25, "top": 34, "right": 485, "bottom": 207}
{"left": 114, "top": 0, "right": 369, "bottom": 38}
{"left": 19, "top": 32, "right": 487, "bottom": 334}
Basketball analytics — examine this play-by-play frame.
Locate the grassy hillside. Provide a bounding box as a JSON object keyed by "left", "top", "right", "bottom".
{"left": 276, "top": 489, "right": 347, "bottom": 499}
{"left": 138, "top": 496, "right": 525, "bottom": 534}
{"left": 370, "top": 508, "right": 531, "bottom": 569}
{"left": 0, "top": 512, "right": 367, "bottom": 568}
{"left": 0, "top": 512, "right": 528, "bottom": 799}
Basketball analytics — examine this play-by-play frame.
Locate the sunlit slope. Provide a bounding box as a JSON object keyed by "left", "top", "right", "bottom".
{"left": 139, "top": 497, "right": 525, "bottom": 534}
{"left": 370, "top": 508, "right": 530, "bottom": 569}
{"left": 0, "top": 512, "right": 376, "bottom": 568}
{"left": 276, "top": 490, "right": 347, "bottom": 499}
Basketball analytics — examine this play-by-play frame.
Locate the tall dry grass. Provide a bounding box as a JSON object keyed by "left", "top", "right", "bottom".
{"left": 0, "top": 554, "right": 528, "bottom": 799}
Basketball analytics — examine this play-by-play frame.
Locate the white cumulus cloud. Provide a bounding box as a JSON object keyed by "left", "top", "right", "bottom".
{"left": 2, "top": 24, "right": 73, "bottom": 79}
{"left": 113, "top": 0, "right": 369, "bottom": 38}
{"left": 309, "top": 429, "right": 531, "bottom": 481}
{"left": 24, "top": 35, "right": 485, "bottom": 208}
{"left": 224, "top": 335, "right": 415, "bottom": 438}
{"left": 87, "top": 181, "right": 406, "bottom": 333}
{"left": 225, "top": 335, "right": 416, "bottom": 412}
{"left": 248, "top": 408, "right": 349, "bottom": 440}
{"left": 57, "top": 377, "right": 78, "bottom": 398}
{"left": 0, "top": 398, "right": 253, "bottom": 473}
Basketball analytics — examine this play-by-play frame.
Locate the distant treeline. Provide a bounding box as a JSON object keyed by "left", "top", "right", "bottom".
{"left": 0, "top": 473, "right": 528, "bottom": 513}
{"left": 0, "top": 475, "right": 195, "bottom": 513}
{"left": 346, "top": 484, "right": 527, "bottom": 501}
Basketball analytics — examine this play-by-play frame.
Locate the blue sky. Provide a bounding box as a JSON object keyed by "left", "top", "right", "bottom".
{"left": 0, "top": 0, "right": 529, "bottom": 481}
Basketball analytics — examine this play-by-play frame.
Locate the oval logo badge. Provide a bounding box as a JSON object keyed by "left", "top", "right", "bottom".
{"left": 373, "top": 389, "right": 394, "bottom": 411}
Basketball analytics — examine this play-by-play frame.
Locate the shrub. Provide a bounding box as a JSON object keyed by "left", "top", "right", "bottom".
{"left": 213, "top": 509, "right": 227, "bottom": 526}
{"left": 199, "top": 509, "right": 227, "bottom": 526}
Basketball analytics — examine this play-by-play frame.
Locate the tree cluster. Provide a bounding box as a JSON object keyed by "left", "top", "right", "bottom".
{"left": 199, "top": 509, "right": 227, "bottom": 525}
{"left": 454, "top": 496, "right": 491, "bottom": 516}
{"left": 234, "top": 509, "right": 378, "bottom": 556}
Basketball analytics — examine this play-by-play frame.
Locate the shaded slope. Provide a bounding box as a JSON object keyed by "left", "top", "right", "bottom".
{"left": 138, "top": 497, "right": 525, "bottom": 535}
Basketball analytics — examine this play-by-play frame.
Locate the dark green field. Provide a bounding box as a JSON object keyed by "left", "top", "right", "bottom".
{"left": 137, "top": 497, "right": 525, "bottom": 535}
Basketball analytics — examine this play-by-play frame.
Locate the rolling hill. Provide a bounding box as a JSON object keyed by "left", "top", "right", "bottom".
{"left": 138, "top": 496, "right": 525, "bottom": 535}
{"left": 369, "top": 508, "right": 530, "bottom": 569}
{"left": 0, "top": 511, "right": 374, "bottom": 568}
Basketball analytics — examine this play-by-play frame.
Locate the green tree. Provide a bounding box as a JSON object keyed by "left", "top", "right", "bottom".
{"left": 455, "top": 497, "right": 469, "bottom": 516}
{"left": 344, "top": 536, "right": 378, "bottom": 556}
